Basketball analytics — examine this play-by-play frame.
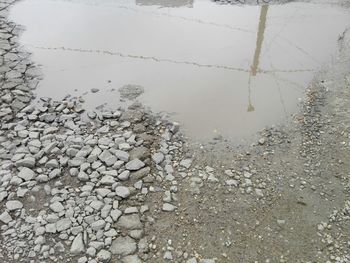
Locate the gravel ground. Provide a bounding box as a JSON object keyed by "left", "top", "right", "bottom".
{"left": 1, "top": 0, "right": 350, "bottom": 263}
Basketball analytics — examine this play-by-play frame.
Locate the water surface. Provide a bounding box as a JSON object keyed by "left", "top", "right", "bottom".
{"left": 10, "top": 0, "right": 350, "bottom": 141}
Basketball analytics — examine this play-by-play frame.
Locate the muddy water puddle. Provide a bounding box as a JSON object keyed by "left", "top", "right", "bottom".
{"left": 9, "top": 0, "right": 350, "bottom": 141}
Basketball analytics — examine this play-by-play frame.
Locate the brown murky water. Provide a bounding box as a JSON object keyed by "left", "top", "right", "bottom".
{"left": 9, "top": 0, "right": 350, "bottom": 141}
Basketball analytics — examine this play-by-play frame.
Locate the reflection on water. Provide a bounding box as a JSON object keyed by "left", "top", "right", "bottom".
{"left": 248, "top": 5, "right": 269, "bottom": 112}
{"left": 136, "top": 0, "right": 194, "bottom": 8}
{"left": 9, "top": 0, "right": 350, "bottom": 141}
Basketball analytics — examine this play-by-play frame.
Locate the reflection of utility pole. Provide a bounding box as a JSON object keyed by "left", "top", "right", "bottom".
{"left": 247, "top": 5, "right": 269, "bottom": 112}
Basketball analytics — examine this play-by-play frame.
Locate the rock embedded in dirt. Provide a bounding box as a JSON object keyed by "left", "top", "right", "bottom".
{"left": 162, "top": 203, "right": 177, "bottom": 212}
{"left": 110, "top": 236, "right": 137, "bottom": 255}
{"left": 117, "top": 214, "right": 142, "bottom": 229}
{"left": 180, "top": 158, "right": 192, "bottom": 169}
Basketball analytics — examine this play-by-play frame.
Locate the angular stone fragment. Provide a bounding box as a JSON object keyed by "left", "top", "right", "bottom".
{"left": 0, "top": 211, "right": 12, "bottom": 224}
{"left": 6, "top": 200, "right": 23, "bottom": 211}
{"left": 56, "top": 218, "right": 72, "bottom": 232}
{"left": 17, "top": 167, "right": 35, "bottom": 181}
{"left": 50, "top": 202, "right": 64, "bottom": 213}
{"left": 125, "top": 159, "right": 145, "bottom": 171}
{"left": 115, "top": 186, "right": 130, "bottom": 198}
{"left": 70, "top": 233, "right": 84, "bottom": 254}
{"left": 152, "top": 152, "right": 164, "bottom": 164}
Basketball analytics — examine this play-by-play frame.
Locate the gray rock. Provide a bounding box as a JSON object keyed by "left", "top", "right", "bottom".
{"left": 78, "top": 256, "right": 88, "bottom": 263}
{"left": 118, "top": 170, "right": 130, "bottom": 181}
{"left": 90, "top": 200, "right": 104, "bottom": 211}
{"left": 0, "top": 191, "right": 8, "bottom": 202}
{"left": 49, "top": 168, "right": 61, "bottom": 179}
{"left": 115, "top": 186, "right": 130, "bottom": 198}
{"left": 70, "top": 233, "right": 84, "bottom": 254}
{"left": 45, "top": 223, "right": 57, "bottom": 233}
{"left": 99, "top": 150, "right": 118, "bottom": 166}
{"left": 46, "top": 159, "right": 59, "bottom": 168}
{"left": 130, "top": 167, "right": 150, "bottom": 181}
{"left": 95, "top": 188, "right": 111, "bottom": 197}
{"left": 162, "top": 203, "right": 177, "bottom": 212}
{"left": 96, "top": 250, "right": 111, "bottom": 262}
{"left": 115, "top": 150, "right": 129, "bottom": 162}
{"left": 68, "top": 157, "right": 85, "bottom": 167}
{"left": 56, "top": 218, "right": 72, "bottom": 232}
{"left": 86, "top": 247, "right": 96, "bottom": 257}
{"left": 180, "top": 159, "right": 192, "bottom": 169}
{"left": 121, "top": 255, "right": 142, "bottom": 263}
{"left": 152, "top": 152, "right": 164, "bottom": 164}
{"left": 0, "top": 211, "right": 12, "bottom": 224}
{"left": 78, "top": 171, "right": 89, "bottom": 181}
{"left": 110, "top": 209, "right": 122, "bottom": 221}
{"left": 90, "top": 220, "right": 106, "bottom": 231}
{"left": 101, "top": 205, "right": 112, "bottom": 218}
{"left": 16, "top": 156, "right": 36, "bottom": 168}
{"left": 129, "top": 147, "right": 150, "bottom": 161}
{"left": 50, "top": 202, "right": 65, "bottom": 213}
{"left": 6, "top": 200, "right": 23, "bottom": 211}
{"left": 225, "top": 179, "right": 238, "bottom": 187}
{"left": 207, "top": 174, "right": 219, "bottom": 183}
{"left": 187, "top": 258, "right": 198, "bottom": 263}
{"left": 17, "top": 188, "right": 28, "bottom": 197}
{"left": 164, "top": 251, "right": 173, "bottom": 260}
{"left": 110, "top": 236, "right": 136, "bottom": 256}
{"left": 100, "top": 175, "right": 115, "bottom": 185}
{"left": 116, "top": 214, "right": 142, "bottom": 229}
{"left": 18, "top": 167, "right": 35, "bottom": 181}
{"left": 104, "top": 229, "right": 118, "bottom": 237}
{"left": 125, "top": 159, "right": 145, "bottom": 171}
{"left": 36, "top": 174, "right": 49, "bottom": 182}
